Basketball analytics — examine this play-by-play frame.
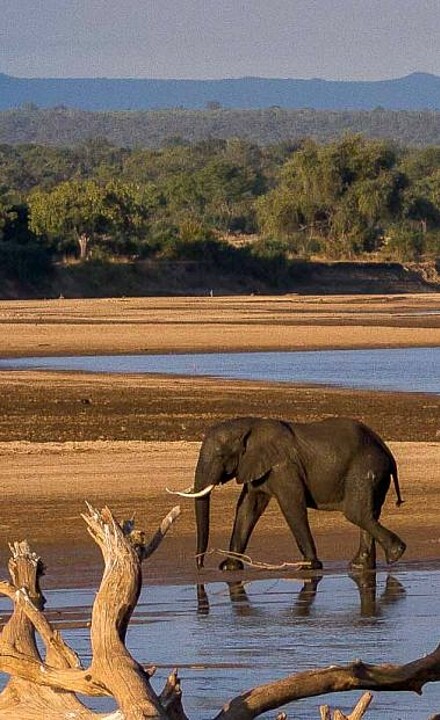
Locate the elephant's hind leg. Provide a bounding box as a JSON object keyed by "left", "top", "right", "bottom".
{"left": 347, "top": 515, "right": 405, "bottom": 566}
{"left": 220, "top": 487, "right": 270, "bottom": 571}
{"left": 350, "top": 529, "right": 376, "bottom": 570}
{"left": 343, "top": 473, "right": 406, "bottom": 567}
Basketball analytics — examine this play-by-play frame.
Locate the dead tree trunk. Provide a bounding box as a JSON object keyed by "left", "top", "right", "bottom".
{"left": 0, "top": 503, "right": 439, "bottom": 719}
{"left": 78, "top": 232, "right": 89, "bottom": 260}
{"left": 0, "top": 504, "right": 185, "bottom": 719}
{"left": 0, "top": 541, "right": 96, "bottom": 719}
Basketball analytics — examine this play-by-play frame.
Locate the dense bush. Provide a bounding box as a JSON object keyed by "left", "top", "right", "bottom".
{"left": 0, "top": 134, "right": 439, "bottom": 291}
{"left": 0, "top": 241, "right": 52, "bottom": 283}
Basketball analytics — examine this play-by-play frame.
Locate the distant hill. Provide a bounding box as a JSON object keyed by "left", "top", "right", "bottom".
{"left": 2, "top": 72, "right": 440, "bottom": 111}
{"left": 1, "top": 105, "right": 440, "bottom": 148}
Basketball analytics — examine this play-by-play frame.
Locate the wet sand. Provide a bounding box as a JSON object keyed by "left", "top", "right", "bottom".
{"left": 0, "top": 293, "right": 438, "bottom": 589}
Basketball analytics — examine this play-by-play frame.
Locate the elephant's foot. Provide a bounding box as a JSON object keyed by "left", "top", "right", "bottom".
{"left": 219, "top": 557, "right": 244, "bottom": 571}
{"left": 385, "top": 540, "right": 406, "bottom": 565}
{"left": 301, "top": 558, "right": 323, "bottom": 570}
{"left": 349, "top": 552, "right": 376, "bottom": 571}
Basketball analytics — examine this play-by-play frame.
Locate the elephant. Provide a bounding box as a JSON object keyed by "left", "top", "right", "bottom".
{"left": 170, "top": 416, "right": 406, "bottom": 571}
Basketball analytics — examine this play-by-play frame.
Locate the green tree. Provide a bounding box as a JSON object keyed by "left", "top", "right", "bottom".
{"left": 28, "top": 179, "right": 160, "bottom": 259}
{"left": 257, "top": 135, "right": 403, "bottom": 258}
{"left": 29, "top": 180, "right": 106, "bottom": 258}
{"left": 98, "top": 179, "right": 162, "bottom": 255}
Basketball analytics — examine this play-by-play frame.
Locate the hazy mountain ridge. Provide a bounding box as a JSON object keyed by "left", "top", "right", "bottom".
{"left": 2, "top": 72, "right": 440, "bottom": 111}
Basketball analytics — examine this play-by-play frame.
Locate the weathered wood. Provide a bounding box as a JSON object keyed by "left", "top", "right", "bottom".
{"left": 0, "top": 541, "right": 99, "bottom": 719}
{"left": 0, "top": 507, "right": 182, "bottom": 719}
{"left": 0, "top": 506, "right": 439, "bottom": 719}
{"left": 215, "top": 650, "right": 440, "bottom": 720}
{"left": 321, "top": 691, "right": 373, "bottom": 719}
{"left": 82, "top": 504, "right": 173, "bottom": 719}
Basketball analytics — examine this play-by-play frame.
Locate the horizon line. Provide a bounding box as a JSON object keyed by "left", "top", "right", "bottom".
{"left": 1, "top": 70, "right": 438, "bottom": 83}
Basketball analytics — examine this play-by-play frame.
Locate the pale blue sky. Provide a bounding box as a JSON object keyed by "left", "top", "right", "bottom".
{"left": 2, "top": 0, "right": 440, "bottom": 80}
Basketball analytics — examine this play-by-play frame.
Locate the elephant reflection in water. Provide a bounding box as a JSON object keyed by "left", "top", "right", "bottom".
{"left": 350, "top": 572, "right": 406, "bottom": 617}
{"left": 196, "top": 574, "right": 406, "bottom": 618}
{"left": 170, "top": 417, "right": 406, "bottom": 572}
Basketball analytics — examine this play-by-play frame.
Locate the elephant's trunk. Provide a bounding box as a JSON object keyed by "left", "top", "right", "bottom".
{"left": 195, "top": 495, "right": 211, "bottom": 568}
{"left": 193, "top": 454, "right": 222, "bottom": 568}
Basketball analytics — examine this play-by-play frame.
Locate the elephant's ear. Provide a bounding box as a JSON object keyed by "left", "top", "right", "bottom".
{"left": 237, "top": 420, "right": 296, "bottom": 484}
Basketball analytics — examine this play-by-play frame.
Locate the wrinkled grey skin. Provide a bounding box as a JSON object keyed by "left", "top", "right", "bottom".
{"left": 194, "top": 417, "right": 405, "bottom": 571}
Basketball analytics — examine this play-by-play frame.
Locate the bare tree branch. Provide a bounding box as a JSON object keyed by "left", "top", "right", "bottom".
{"left": 0, "top": 506, "right": 182, "bottom": 719}
{"left": 0, "top": 540, "right": 101, "bottom": 718}
{"left": 215, "top": 649, "right": 440, "bottom": 720}
{"left": 320, "top": 692, "right": 373, "bottom": 719}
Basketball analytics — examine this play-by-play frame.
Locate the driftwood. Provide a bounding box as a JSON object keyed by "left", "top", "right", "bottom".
{"left": 0, "top": 504, "right": 438, "bottom": 719}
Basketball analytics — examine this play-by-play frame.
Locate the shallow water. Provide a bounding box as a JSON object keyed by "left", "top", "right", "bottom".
{"left": 1, "top": 570, "right": 439, "bottom": 718}
{"left": 1, "top": 346, "right": 439, "bottom": 394}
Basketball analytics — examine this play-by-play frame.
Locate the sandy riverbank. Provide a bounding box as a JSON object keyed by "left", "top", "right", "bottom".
{"left": 0, "top": 293, "right": 439, "bottom": 356}
{"left": 0, "top": 439, "right": 438, "bottom": 589}
{"left": 0, "top": 293, "right": 438, "bottom": 588}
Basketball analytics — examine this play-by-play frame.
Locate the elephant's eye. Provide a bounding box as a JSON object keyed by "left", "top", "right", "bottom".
{"left": 224, "top": 456, "right": 237, "bottom": 474}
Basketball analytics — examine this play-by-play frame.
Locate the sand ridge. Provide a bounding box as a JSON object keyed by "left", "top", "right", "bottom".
{"left": 0, "top": 293, "right": 439, "bottom": 356}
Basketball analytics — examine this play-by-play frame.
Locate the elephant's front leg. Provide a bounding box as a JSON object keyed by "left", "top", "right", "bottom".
{"left": 220, "top": 486, "right": 270, "bottom": 571}
{"left": 271, "top": 469, "right": 322, "bottom": 570}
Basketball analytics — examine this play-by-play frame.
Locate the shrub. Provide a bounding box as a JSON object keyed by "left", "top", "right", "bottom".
{"left": 0, "top": 242, "right": 52, "bottom": 284}
{"left": 384, "top": 225, "right": 426, "bottom": 261}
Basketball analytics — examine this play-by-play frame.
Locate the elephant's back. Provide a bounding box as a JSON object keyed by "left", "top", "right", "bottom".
{"left": 293, "top": 417, "right": 392, "bottom": 506}
{"left": 294, "top": 416, "right": 365, "bottom": 450}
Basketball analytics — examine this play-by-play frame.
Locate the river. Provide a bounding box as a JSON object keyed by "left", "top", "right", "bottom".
{"left": 1, "top": 569, "right": 437, "bottom": 718}
{"left": 0, "top": 346, "right": 438, "bottom": 715}
{"left": 0, "top": 346, "right": 439, "bottom": 394}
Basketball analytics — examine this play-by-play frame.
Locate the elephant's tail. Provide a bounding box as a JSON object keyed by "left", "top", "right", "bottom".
{"left": 391, "top": 462, "right": 404, "bottom": 507}
{"left": 371, "top": 427, "right": 404, "bottom": 507}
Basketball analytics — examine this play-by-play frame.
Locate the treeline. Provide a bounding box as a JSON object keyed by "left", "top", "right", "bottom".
{"left": 3, "top": 106, "right": 440, "bottom": 148}
{"left": 1, "top": 134, "right": 440, "bottom": 288}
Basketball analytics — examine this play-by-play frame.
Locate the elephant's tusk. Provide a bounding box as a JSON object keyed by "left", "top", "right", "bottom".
{"left": 166, "top": 484, "right": 215, "bottom": 498}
